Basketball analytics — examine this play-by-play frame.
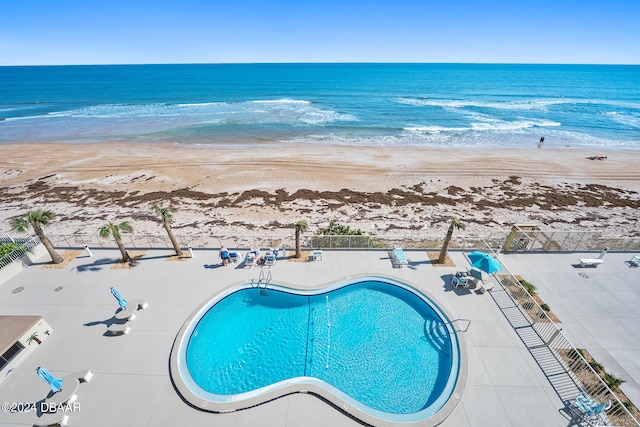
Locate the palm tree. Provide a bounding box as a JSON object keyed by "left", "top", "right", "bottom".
{"left": 294, "top": 220, "right": 308, "bottom": 258}
{"left": 151, "top": 202, "right": 183, "bottom": 257}
{"left": 99, "top": 221, "right": 133, "bottom": 263}
{"left": 438, "top": 218, "right": 466, "bottom": 264}
{"left": 10, "top": 209, "right": 63, "bottom": 264}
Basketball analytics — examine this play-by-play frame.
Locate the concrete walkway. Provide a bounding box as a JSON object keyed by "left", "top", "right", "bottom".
{"left": 0, "top": 248, "right": 571, "bottom": 426}
{"left": 501, "top": 251, "right": 640, "bottom": 407}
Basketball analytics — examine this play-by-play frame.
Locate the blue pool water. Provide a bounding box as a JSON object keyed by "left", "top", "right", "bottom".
{"left": 184, "top": 279, "right": 459, "bottom": 416}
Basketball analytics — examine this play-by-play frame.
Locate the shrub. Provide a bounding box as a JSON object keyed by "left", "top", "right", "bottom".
{"left": 519, "top": 279, "right": 537, "bottom": 295}
{"left": 316, "top": 220, "right": 364, "bottom": 236}
{"left": 604, "top": 372, "right": 625, "bottom": 390}
{"left": 541, "top": 303, "right": 551, "bottom": 312}
{"left": 0, "top": 242, "right": 26, "bottom": 259}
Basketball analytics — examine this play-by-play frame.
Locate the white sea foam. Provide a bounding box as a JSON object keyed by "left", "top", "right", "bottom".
{"left": 403, "top": 125, "right": 470, "bottom": 134}
{"left": 604, "top": 111, "right": 640, "bottom": 129}
{"left": 471, "top": 119, "right": 561, "bottom": 132}
{"left": 394, "top": 96, "right": 638, "bottom": 112}
{"left": 25, "top": 99, "right": 354, "bottom": 126}
{"left": 250, "top": 99, "right": 311, "bottom": 105}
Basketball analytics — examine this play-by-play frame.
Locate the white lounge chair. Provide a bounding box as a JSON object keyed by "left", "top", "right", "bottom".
{"left": 264, "top": 254, "right": 276, "bottom": 267}
{"left": 309, "top": 249, "right": 323, "bottom": 261}
{"left": 579, "top": 258, "right": 604, "bottom": 267}
{"left": 244, "top": 253, "right": 256, "bottom": 268}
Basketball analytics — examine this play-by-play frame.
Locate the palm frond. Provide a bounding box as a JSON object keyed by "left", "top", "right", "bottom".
{"left": 27, "top": 209, "right": 55, "bottom": 226}
{"left": 10, "top": 217, "right": 29, "bottom": 233}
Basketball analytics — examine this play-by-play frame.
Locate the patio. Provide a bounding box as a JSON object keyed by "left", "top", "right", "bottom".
{"left": 1, "top": 247, "right": 625, "bottom": 426}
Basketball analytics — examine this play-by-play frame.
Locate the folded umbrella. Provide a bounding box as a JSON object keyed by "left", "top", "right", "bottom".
{"left": 37, "top": 367, "right": 63, "bottom": 393}
{"left": 110, "top": 286, "right": 128, "bottom": 308}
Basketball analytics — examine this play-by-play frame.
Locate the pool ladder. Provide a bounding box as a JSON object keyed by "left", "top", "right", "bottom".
{"left": 253, "top": 270, "right": 272, "bottom": 295}
{"left": 445, "top": 318, "right": 471, "bottom": 333}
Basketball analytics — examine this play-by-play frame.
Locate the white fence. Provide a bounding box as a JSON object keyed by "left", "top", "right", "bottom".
{"left": 0, "top": 237, "right": 41, "bottom": 270}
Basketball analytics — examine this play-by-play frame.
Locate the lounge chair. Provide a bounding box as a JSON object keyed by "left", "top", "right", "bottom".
{"left": 308, "top": 249, "right": 323, "bottom": 261}
{"left": 451, "top": 276, "right": 473, "bottom": 289}
{"left": 244, "top": 253, "right": 256, "bottom": 268}
{"left": 392, "top": 247, "right": 409, "bottom": 267}
{"left": 579, "top": 258, "right": 604, "bottom": 268}
{"left": 264, "top": 254, "right": 276, "bottom": 267}
{"left": 568, "top": 393, "right": 611, "bottom": 426}
{"left": 107, "top": 323, "right": 131, "bottom": 335}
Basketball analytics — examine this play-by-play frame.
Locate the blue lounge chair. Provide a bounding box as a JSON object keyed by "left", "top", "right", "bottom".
{"left": 393, "top": 247, "right": 409, "bottom": 267}
{"left": 568, "top": 393, "right": 611, "bottom": 426}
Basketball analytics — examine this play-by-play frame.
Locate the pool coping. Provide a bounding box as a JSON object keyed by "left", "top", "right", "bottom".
{"left": 169, "top": 273, "right": 468, "bottom": 427}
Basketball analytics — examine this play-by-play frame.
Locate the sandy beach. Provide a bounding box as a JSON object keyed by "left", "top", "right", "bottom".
{"left": 1, "top": 142, "right": 639, "bottom": 239}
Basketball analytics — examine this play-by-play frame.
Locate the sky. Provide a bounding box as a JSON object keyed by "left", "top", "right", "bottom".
{"left": 1, "top": 0, "right": 639, "bottom": 65}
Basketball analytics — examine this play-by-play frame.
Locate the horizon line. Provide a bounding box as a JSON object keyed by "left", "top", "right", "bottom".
{"left": 1, "top": 61, "right": 640, "bottom": 67}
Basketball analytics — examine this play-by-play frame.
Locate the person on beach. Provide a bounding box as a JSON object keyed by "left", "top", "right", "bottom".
{"left": 219, "top": 246, "right": 230, "bottom": 266}
{"left": 538, "top": 137, "right": 545, "bottom": 148}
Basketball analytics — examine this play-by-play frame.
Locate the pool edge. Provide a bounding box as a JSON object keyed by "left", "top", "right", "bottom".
{"left": 169, "top": 274, "right": 468, "bottom": 427}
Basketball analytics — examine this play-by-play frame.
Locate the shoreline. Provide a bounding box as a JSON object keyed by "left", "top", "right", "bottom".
{"left": 1, "top": 142, "right": 639, "bottom": 238}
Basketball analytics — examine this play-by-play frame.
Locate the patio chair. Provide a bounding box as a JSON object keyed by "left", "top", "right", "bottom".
{"left": 392, "top": 247, "right": 409, "bottom": 267}
{"left": 244, "top": 253, "right": 256, "bottom": 268}
{"left": 451, "top": 276, "right": 475, "bottom": 289}
{"left": 264, "top": 254, "right": 276, "bottom": 267}
{"left": 568, "top": 393, "right": 611, "bottom": 426}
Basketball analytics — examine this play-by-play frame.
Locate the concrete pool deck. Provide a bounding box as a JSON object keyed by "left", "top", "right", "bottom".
{"left": 1, "top": 248, "right": 636, "bottom": 426}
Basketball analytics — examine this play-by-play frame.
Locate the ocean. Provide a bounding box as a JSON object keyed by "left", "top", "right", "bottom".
{"left": 1, "top": 63, "right": 639, "bottom": 149}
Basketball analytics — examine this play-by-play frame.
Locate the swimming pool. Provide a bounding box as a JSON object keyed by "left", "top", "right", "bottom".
{"left": 170, "top": 276, "right": 466, "bottom": 426}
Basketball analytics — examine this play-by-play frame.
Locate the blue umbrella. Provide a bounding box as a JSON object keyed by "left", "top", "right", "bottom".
{"left": 110, "top": 286, "right": 128, "bottom": 308}
{"left": 37, "top": 367, "right": 63, "bottom": 393}
{"left": 468, "top": 251, "right": 503, "bottom": 274}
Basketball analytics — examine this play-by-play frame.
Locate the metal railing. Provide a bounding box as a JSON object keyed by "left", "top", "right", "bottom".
{"left": 0, "top": 237, "right": 41, "bottom": 270}
{"left": 504, "top": 226, "right": 640, "bottom": 252}
{"left": 12, "top": 228, "right": 640, "bottom": 254}
{"left": 41, "top": 231, "right": 510, "bottom": 251}
{"left": 484, "top": 237, "right": 640, "bottom": 426}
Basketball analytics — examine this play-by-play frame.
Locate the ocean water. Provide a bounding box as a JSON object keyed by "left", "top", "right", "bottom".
{"left": 1, "top": 63, "right": 639, "bottom": 148}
